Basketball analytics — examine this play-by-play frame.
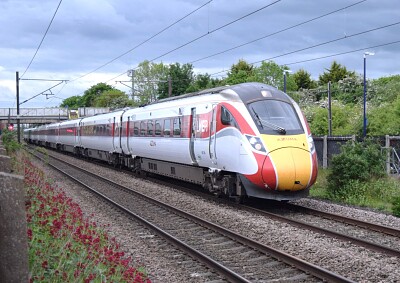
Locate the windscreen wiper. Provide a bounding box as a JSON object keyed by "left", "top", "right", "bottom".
{"left": 251, "top": 107, "right": 263, "bottom": 129}
{"left": 260, "top": 118, "right": 286, "bottom": 135}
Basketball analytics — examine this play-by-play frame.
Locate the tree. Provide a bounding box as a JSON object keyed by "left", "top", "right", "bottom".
{"left": 60, "top": 95, "right": 84, "bottom": 109}
{"left": 132, "top": 60, "right": 168, "bottom": 105}
{"left": 186, "top": 73, "right": 224, "bottom": 93}
{"left": 224, "top": 59, "right": 254, "bottom": 85}
{"left": 157, "top": 63, "right": 194, "bottom": 99}
{"left": 81, "top": 83, "right": 114, "bottom": 107}
{"left": 251, "top": 61, "right": 297, "bottom": 91}
{"left": 293, "top": 69, "right": 316, "bottom": 90}
{"left": 318, "top": 61, "right": 355, "bottom": 85}
{"left": 93, "top": 89, "right": 132, "bottom": 109}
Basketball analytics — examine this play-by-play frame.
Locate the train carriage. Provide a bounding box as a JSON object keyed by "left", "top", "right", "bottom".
{"left": 27, "top": 82, "right": 318, "bottom": 201}
{"left": 119, "top": 82, "right": 318, "bottom": 200}
{"left": 45, "top": 122, "right": 60, "bottom": 149}
{"left": 79, "top": 110, "right": 125, "bottom": 162}
{"left": 58, "top": 119, "right": 81, "bottom": 153}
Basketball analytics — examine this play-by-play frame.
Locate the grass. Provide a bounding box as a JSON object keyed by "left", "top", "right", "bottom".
{"left": 310, "top": 169, "right": 400, "bottom": 215}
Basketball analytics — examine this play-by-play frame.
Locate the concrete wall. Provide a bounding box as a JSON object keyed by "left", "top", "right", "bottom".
{"left": 0, "top": 140, "right": 29, "bottom": 283}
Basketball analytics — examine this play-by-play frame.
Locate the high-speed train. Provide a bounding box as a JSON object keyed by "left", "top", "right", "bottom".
{"left": 25, "top": 82, "right": 318, "bottom": 201}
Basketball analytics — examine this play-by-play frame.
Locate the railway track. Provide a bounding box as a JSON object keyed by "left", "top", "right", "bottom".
{"left": 30, "top": 148, "right": 353, "bottom": 282}
{"left": 31, "top": 146, "right": 400, "bottom": 259}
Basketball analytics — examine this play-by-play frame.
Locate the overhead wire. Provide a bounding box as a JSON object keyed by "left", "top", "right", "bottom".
{"left": 207, "top": 21, "right": 400, "bottom": 77}
{"left": 70, "top": 0, "right": 213, "bottom": 82}
{"left": 103, "top": 0, "right": 283, "bottom": 84}
{"left": 284, "top": 40, "right": 400, "bottom": 66}
{"left": 189, "top": 0, "right": 367, "bottom": 64}
{"left": 20, "top": 0, "right": 63, "bottom": 78}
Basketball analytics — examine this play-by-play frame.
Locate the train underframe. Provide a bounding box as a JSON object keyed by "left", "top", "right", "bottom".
{"left": 28, "top": 141, "right": 308, "bottom": 201}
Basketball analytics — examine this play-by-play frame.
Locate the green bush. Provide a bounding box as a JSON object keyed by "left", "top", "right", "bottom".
{"left": 393, "top": 196, "right": 400, "bottom": 217}
{"left": 327, "top": 139, "right": 385, "bottom": 196}
{"left": 1, "top": 129, "right": 22, "bottom": 153}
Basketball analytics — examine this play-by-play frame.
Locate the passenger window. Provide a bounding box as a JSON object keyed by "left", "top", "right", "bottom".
{"left": 164, "top": 119, "right": 171, "bottom": 136}
{"left": 147, "top": 120, "right": 154, "bottom": 136}
{"left": 133, "top": 122, "right": 139, "bottom": 136}
{"left": 155, "top": 120, "right": 161, "bottom": 136}
{"left": 173, "top": 117, "right": 181, "bottom": 136}
{"left": 140, "top": 121, "right": 146, "bottom": 136}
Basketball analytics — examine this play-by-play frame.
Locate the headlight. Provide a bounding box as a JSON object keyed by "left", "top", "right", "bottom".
{"left": 246, "top": 135, "right": 266, "bottom": 153}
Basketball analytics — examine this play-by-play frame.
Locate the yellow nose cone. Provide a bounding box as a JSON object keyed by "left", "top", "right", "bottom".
{"left": 268, "top": 148, "right": 311, "bottom": 191}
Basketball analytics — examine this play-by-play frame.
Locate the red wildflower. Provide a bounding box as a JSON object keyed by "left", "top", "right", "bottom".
{"left": 27, "top": 229, "right": 32, "bottom": 240}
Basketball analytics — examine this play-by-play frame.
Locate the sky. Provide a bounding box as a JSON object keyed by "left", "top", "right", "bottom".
{"left": 0, "top": 0, "right": 399, "bottom": 108}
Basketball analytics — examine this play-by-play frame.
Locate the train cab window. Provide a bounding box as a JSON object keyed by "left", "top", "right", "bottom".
{"left": 133, "top": 122, "right": 139, "bottom": 136}
{"left": 221, "top": 106, "right": 239, "bottom": 129}
{"left": 140, "top": 121, "right": 146, "bottom": 136}
{"left": 173, "top": 117, "right": 181, "bottom": 136}
{"left": 164, "top": 119, "right": 171, "bottom": 136}
{"left": 155, "top": 120, "right": 162, "bottom": 136}
{"left": 147, "top": 120, "right": 154, "bottom": 136}
{"left": 248, "top": 100, "right": 303, "bottom": 135}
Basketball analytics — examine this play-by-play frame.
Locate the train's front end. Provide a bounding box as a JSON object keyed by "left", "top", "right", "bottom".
{"left": 233, "top": 83, "right": 318, "bottom": 200}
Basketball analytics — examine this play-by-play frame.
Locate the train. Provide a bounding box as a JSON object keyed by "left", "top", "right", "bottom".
{"left": 24, "top": 82, "right": 318, "bottom": 201}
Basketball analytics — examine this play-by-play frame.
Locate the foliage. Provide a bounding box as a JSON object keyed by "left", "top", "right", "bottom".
{"left": 157, "top": 63, "right": 194, "bottom": 99}
{"left": 306, "top": 101, "right": 361, "bottom": 136}
{"left": 393, "top": 196, "right": 400, "bottom": 217}
{"left": 24, "top": 158, "right": 151, "bottom": 282}
{"left": 326, "top": 178, "right": 400, "bottom": 211}
{"left": 367, "top": 96, "right": 400, "bottom": 135}
{"left": 369, "top": 74, "right": 400, "bottom": 106}
{"left": 308, "top": 169, "right": 330, "bottom": 199}
{"left": 254, "top": 61, "right": 297, "bottom": 91}
{"left": 81, "top": 83, "right": 115, "bottom": 107}
{"left": 310, "top": 169, "right": 400, "bottom": 215}
{"left": 93, "top": 89, "right": 133, "bottom": 109}
{"left": 132, "top": 60, "right": 168, "bottom": 105}
{"left": 319, "top": 61, "right": 355, "bottom": 85}
{"left": 327, "top": 139, "right": 385, "bottom": 196}
{"left": 59, "top": 95, "right": 84, "bottom": 109}
{"left": 1, "top": 128, "right": 22, "bottom": 153}
{"left": 335, "top": 75, "right": 364, "bottom": 104}
{"left": 186, "top": 73, "right": 223, "bottom": 92}
{"left": 224, "top": 59, "right": 255, "bottom": 85}
{"left": 293, "top": 69, "right": 316, "bottom": 90}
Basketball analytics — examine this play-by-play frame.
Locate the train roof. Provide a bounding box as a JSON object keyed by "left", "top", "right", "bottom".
{"left": 150, "top": 82, "right": 292, "bottom": 106}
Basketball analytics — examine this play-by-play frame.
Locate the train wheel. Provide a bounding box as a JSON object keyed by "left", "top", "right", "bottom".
{"left": 231, "top": 195, "right": 245, "bottom": 204}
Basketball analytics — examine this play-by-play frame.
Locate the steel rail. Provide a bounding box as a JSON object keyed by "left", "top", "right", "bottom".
{"left": 284, "top": 203, "right": 400, "bottom": 237}
{"left": 31, "top": 149, "right": 354, "bottom": 283}
{"left": 30, "top": 150, "right": 251, "bottom": 283}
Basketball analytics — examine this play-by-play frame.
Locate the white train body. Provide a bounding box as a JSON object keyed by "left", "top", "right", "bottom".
{"left": 24, "top": 83, "right": 318, "bottom": 201}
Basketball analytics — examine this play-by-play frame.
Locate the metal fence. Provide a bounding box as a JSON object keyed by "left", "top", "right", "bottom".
{"left": 314, "top": 135, "right": 400, "bottom": 175}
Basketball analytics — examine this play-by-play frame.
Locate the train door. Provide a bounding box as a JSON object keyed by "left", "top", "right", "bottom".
{"left": 209, "top": 104, "right": 218, "bottom": 165}
{"left": 125, "top": 116, "right": 130, "bottom": 154}
{"left": 77, "top": 120, "right": 82, "bottom": 147}
{"left": 189, "top": 107, "right": 198, "bottom": 165}
{"left": 112, "top": 117, "right": 119, "bottom": 151}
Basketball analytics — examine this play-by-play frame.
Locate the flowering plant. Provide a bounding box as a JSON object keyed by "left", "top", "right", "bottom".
{"left": 24, "top": 158, "right": 151, "bottom": 282}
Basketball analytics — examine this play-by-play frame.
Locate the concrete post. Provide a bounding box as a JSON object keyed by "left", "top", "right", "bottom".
{"left": 386, "top": 135, "right": 391, "bottom": 175}
{"left": 0, "top": 172, "right": 29, "bottom": 283}
{"left": 323, "top": 135, "right": 328, "bottom": 169}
